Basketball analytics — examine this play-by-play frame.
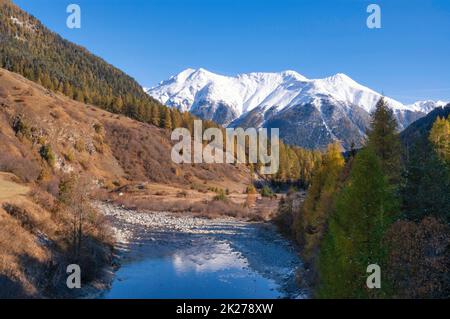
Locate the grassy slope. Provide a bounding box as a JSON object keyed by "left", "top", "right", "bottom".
{"left": 0, "top": 67, "right": 253, "bottom": 298}
{"left": 0, "top": 67, "right": 249, "bottom": 190}
{"left": 0, "top": 172, "right": 28, "bottom": 200}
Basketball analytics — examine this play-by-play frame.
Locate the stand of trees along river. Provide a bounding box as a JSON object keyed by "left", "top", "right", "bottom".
{"left": 277, "top": 98, "right": 450, "bottom": 299}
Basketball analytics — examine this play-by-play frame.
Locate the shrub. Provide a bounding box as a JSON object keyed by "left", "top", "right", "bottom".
{"left": 2, "top": 204, "right": 34, "bottom": 232}
{"left": 74, "top": 139, "right": 85, "bottom": 152}
{"left": 193, "top": 200, "right": 259, "bottom": 220}
{"left": 39, "top": 144, "right": 55, "bottom": 167}
{"left": 12, "top": 116, "right": 31, "bottom": 140}
{"left": 213, "top": 189, "right": 228, "bottom": 201}
{"left": 37, "top": 136, "right": 46, "bottom": 145}
{"left": 64, "top": 150, "right": 75, "bottom": 162}
{"left": 113, "top": 180, "right": 121, "bottom": 187}
{"left": 93, "top": 123, "right": 103, "bottom": 134}
{"left": 39, "top": 175, "right": 60, "bottom": 197}
{"left": 0, "top": 152, "right": 41, "bottom": 182}
{"left": 260, "top": 185, "right": 274, "bottom": 197}
{"left": 246, "top": 184, "right": 257, "bottom": 194}
{"left": 385, "top": 217, "right": 450, "bottom": 298}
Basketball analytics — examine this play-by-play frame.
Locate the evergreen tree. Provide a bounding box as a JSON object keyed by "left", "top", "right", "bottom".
{"left": 163, "top": 108, "right": 173, "bottom": 130}
{"left": 401, "top": 137, "right": 450, "bottom": 223}
{"left": 294, "top": 142, "right": 345, "bottom": 262}
{"left": 318, "top": 147, "right": 398, "bottom": 298}
{"left": 429, "top": 116, "right": 450, "bottom": 164}
{"left": 171, "top": 109, "right": 181, "bottom": 129}
{"left": 367, "top": 97, "right": 401, "bottom": 184}
{"left": 112, "top": 96, "right": 124, "bottom": 113}
{"left": 151, "top": 105, "right": 160, "bottom": 127}
{"left": 74, "top": 89, "right": 84, "bottom": 102}
{"left": 57, "top": 81, "right": 64, "bottom": 93}
{"left": 125, "top": 103, "right": 139, "bottom": 119}
{"left": 181, "top": 111, "right": 193, "bottom": 132}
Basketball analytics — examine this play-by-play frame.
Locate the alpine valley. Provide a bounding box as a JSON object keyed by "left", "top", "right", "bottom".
{"left": 147, "top": 68, "right": 447, "bottom": 150}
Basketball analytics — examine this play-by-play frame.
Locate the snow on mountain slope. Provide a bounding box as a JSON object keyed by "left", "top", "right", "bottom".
{"left": 146, "top": 68, "right": 444, "bottom": 150}
{"left": 147, "top": 68, "right": 413, "bottom": 118}
{"left": 149, "top": 68, "right": 309, "bottom": 117}
{"left": 406, "top": 100, "right": 448, "bottom": 113}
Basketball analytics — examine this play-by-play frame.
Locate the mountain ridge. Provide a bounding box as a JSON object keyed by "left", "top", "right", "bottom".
{"left": 147, "top": 68, "right": 447, "bottom": 150}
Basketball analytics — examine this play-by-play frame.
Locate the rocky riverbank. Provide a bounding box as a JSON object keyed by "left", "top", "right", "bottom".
{"left": 96, "top": 202, "right": 308, "bottom": 299}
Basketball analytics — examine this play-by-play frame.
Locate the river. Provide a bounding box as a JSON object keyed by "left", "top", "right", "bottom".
{"left": 98, "top": 203, "right": 307, "bottom": 299}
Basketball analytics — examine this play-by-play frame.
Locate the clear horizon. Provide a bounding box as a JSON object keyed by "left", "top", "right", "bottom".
{"left": 13, "top": 0, "right": 450, "bottom": 104}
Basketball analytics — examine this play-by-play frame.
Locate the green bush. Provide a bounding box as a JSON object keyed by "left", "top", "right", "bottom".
{"left": 213, "top": 189, "right": 228, "bottom": 201}
{"left": 39, "top": 144, "right": 56, "bottom": 167}
{"left": 260, "top": 185, "right": 274, "bottom": 197}
{"left": 12, "top": 116, "right": 31, "bottom": 140}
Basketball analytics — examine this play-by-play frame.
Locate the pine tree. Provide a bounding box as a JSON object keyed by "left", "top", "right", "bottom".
{"left": 112, "top": 96, "right": 124, "bottom": 113}
{"left": 163, "top": 108, "right": 173, "bottom": 130}
{"left": 401, "top": 136, "right": 450, "bottom": 223}
{"left": 429, "top": 116, "right": 450, "bottom": 164}
{"left": 74, "top": 89, "right": 84, "bottom": 102}
{"left": 294, "top": 142, "right": 345, "bottom": 262}
{"left": 125, "top": 104, "right": 139, "bottom": 119}
{"left": 317, "top": 147, "right": 398, "bottom": 298}
{"left": 367, "top": 97, "right": 401, "bottom": 184}
{"left": 171, "top": 109, "right": 181, "bottom": 129}
{"left": 63, "top": 81, "right": 73, "bottom": 98}
{"left": 150, "top": 105, "right": 160, "bottom": 127}
{"left": 42, "top": 73, "right": 53, "bottom": 90}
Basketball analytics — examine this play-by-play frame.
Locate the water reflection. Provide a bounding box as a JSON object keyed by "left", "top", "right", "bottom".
{"left": 102, "top": 219, "right": 306, "bottom": 299}
{"left": 173, "top": 242, "right": 247, "bottom": 274}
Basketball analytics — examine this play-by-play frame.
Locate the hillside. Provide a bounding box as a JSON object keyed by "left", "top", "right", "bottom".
{"left": 0, "top": 67, "right": 252, "bottom": 297}
{"left": 400, "top": 104, "right": 450, "bottom": 147}
{"left": 0, "top": 1, "right": 327, "bottom": 186}
{"left": 0, "top": 68, "right": 248, "bottom": 188}
{"left": 0, "top": 0, "right": 201, "bottom": 129}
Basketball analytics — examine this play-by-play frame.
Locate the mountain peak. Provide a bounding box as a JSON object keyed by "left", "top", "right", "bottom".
{"left": 146, "top": 68, "right": 442, "bottom": 148}
{"left": 172, "top": 68, "right": 196, "bottom": 80}
{"left": 406, "top": 100, "right": 448, "bottom": 113}
{"left": 147, "top": 68, "right": 417, "bottom": 116}
{"left": 281, "top": 70, "right": 308, "bottom": 81}
{"left": 322, "top": 73, "right": 359, "bottom": 87}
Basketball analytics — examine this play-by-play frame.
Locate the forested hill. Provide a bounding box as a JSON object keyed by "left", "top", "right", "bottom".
{"left": 0, "top": 1, "right": 353, "bottom": 185}
{"left": 400, "top": 104, "right": 450, "bottom": 146}
{"left": 0, "top": 0, "right": 167, "bottom": 122}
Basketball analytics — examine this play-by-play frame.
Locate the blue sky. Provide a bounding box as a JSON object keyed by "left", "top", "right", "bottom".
{"left": 13, "top": 0, "right": 450, "bottom": 104}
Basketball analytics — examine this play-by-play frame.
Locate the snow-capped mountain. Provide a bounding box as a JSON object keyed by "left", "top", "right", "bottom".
{"left": 146, "top": 68, "right": 446, "bottom": 150}
{"left": 405, "top": 100, "right": 448, "bottom": 114}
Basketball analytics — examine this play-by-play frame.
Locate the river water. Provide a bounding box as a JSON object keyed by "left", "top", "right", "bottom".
{"left": 99, "top": 204, "right": 307, "bottom": 299}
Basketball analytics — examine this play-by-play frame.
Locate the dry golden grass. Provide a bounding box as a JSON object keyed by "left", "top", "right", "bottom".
{"left": 0, "top": 173, "right": 114, "bottom": 298}
{"left": 0, "top": 67, "right": 250, "bottom": 191}
{"left": 0, "top": 67, "right": 256, "bottom": 297}
{"left": 0, "top": 172, "right": 29, "bottom": 200}
{"left": 0, "top": 174, "right": 51, "bottom": 298}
